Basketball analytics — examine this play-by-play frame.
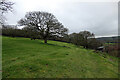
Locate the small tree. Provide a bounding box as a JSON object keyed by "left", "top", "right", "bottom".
{"left": 69, "top": 31, "right": 99, "bottom": 49}
{"left": 79, "top": 31, "right": 94, "bottom": 48}
{"left": 69, "top": 33, "right": 84, "bottom": 46}
{"left": 88, "top": 38, "right": 103, "bottom": 49}
{"left": 18, "top": 11, "right": 68, "bottom": 43}
{"left": 22, "top": 26, "right": 40, "bottom": 40}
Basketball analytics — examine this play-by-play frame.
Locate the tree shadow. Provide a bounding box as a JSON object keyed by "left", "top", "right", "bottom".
{"left": 46, "top": 43, "right": 71, "bottom": 48}
{"left": 30, "top": 39, "right": 71, "bottom": 48}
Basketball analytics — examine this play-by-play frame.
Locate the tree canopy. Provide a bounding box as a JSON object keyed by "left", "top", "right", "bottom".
{"left": 18, "top": 11, "right": 68, "bottom": 43}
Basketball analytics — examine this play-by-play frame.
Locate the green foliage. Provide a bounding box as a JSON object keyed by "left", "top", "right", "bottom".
{"left": 2, "top": 26, "right": 40, "bottom": 39}
{"left": 88, "top": 38, "right": 103, "bottom": 49}
{"left": 69, "top": 33, "right": 84, "bottom": 46}
{"left": 2, "top": 36, "right": 118, "bottom": 78}
{"left": 68, "top": 31, "right": 102, "bottom": 49}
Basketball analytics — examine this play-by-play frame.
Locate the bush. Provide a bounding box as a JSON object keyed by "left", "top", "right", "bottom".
{"left": 103, "top": 43, "right": 119, "bottom": 57}
{"left": 2, "top": 25, "right": 41, "bottom": 39}
{"left": 88, "top": 38, "right": 103, "bottom": 50}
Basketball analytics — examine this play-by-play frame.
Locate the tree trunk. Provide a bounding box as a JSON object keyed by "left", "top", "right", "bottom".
{"left": 44, "top": 39, "right": 47, "bottom": 43}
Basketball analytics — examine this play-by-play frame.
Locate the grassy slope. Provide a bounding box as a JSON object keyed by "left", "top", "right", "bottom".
{"left": 2, "top": 36, "right": 118, "bottom": 78}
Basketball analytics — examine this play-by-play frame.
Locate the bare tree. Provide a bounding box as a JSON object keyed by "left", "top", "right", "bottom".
{"left": 18, "top": 11, "right": 68, "bottom": 43}
{"left": 0, "top": 0, "right": 14, "bottom": 25}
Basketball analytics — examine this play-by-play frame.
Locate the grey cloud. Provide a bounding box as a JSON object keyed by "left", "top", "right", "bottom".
{"left": 5, "top": 1, "right": 118, "bottom": 37}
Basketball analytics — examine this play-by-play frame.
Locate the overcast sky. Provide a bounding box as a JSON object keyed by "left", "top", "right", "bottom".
{"left": 5, "top": 0, "right": 119, "bottom": 37}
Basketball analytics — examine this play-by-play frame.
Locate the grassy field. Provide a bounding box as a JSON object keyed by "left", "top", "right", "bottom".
{"left": 2, "top": 36, "right": 119, "bottom": 78}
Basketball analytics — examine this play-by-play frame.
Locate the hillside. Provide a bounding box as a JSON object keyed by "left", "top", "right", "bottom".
{"left": 96, "top": 36, "right": 120, "bottom": 43}
{"left": 2, "top": 36, "right": 118, "bottom": 78}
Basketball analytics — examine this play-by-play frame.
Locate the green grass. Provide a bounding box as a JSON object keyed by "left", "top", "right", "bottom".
{"left": 2, "top": 36, "right": 119, "bottom": 78}
{"left": 104, "top": 43, "right": 117, "bottom": 46}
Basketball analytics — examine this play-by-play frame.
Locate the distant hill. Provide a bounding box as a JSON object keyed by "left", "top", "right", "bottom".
{"left": 96, "top": 36, "right": 120, "bottom": 43}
